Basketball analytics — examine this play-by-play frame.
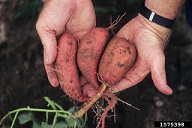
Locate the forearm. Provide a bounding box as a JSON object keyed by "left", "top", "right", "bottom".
{"left": 145, "top": 0, "right": 185, "bottom": 20}
{"left": 137, "top": 0, "right": 185, "bottom": 41}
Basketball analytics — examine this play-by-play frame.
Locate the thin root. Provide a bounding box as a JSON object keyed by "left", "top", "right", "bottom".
{"left": 116, "top": 97, "right": 140, "bottom": 111}
{"left": 107, "top": 12, "right": 126, "bottom": 31}
{"left": 73, "top": 83, "right": 107, "bottom": 118}
{"left": 101, "top": 93, "right": 117, "bottom": 128}
{"left": 72, "top": 79, "right": 139, "bottom": 128}
{"left": 54, "top": 43, "right": 77, "bottom": 62}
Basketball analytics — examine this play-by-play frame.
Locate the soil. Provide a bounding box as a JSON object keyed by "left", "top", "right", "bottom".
{"left": 0, "top": 1, "right": 192, "bottom": 128}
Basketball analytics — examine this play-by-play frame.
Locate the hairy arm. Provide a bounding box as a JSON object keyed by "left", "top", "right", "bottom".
{"left": 142, "top": 0, "right": 185, "bottom": 35}
{"left": 139, "top": 0, "right": 185, "bottom": 39}
{"left": 145, "top": 0, "right": 185, "bottom": 20}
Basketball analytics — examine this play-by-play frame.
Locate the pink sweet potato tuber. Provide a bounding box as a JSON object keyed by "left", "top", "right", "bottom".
{"left": 77, "top": 27, "right": 109, "bottom": 89}
{"left": 55, "top": 33, "right": 87, "bottom": 102}
{"left": 99, "top": 36, "right": 137, "bottom": 85}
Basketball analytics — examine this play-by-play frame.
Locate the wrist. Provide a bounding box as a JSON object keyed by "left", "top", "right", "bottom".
{"left": 139, "top": 3, "right": 176, "bottom": 29}
{"left": 137, "top": 13, "right": 171, "bottom": 42}
{"left": 145, "top": 1, "right": 184, "bottom": 20}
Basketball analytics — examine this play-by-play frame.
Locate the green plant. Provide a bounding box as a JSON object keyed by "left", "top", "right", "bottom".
{"left": 0, "top": 97, "right": 87, "bottom": 128}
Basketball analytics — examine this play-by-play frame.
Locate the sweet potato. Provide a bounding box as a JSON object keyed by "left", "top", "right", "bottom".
{"left": 77, "top": 27, "right": 109, "bottom": 89}
{"left": 55, "top": 33, "right": 87, "bottom": 102}
{"left": 74, "top": 36, "right": 137, "bottom": 128}
{"left": 99, "top": 37, "right": 137, "bottom": 85}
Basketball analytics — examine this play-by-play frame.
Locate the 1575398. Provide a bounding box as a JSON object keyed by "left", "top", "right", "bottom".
{"left": 154, "top": 121, "right": 191, "bottom": 128}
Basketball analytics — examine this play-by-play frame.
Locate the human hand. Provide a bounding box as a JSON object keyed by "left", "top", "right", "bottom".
{"left": 36, "top": 0, "right": 96, "bottom": 87}
{"left": 109, "top": 14, "right": 173, "bottom": 95}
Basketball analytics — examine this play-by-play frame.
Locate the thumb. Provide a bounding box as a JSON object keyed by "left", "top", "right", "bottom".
{"left": 39, "top": 30, "right": 57, "bottom": 65}
{"left": 36, "top": 26, "right": 59, "bottom": 86}
{"left": 149, "top": 48, "right": 173, "bottom": 95}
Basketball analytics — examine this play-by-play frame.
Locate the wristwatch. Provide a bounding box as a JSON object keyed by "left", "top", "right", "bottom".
{"left": 139, "top": 3, "right": 175, "bottom": 28}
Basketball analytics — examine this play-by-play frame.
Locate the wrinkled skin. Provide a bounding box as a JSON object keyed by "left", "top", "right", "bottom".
{"left": 36, "top": 0, "right": 97, "bottom": 97}
{"left": 110, "top": 14, "right": 173, "bottom": 95}
{"left": 36, "top": 0, "right": 172, "bottom": 100}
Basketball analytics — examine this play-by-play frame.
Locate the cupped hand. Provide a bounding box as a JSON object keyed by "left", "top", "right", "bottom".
{"left": 110, "top": 14, "right": 173, "bottom": 95}
{"left": 36, "top": 0, "right": 96, "bottom": 87}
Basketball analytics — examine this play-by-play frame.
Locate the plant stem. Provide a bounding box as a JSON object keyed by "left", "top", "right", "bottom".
{"left": 0, "top": 107, "right": 71, "bottom": 125}
{"left": 52, "top": 112, "right": 58, "bottom": 127}
{"left": 73, "top": 83, "right": 107, "bottom": 118}
{"left": 46, "top": 112, "right": 49, "bottom": 123}
{"left": 11, "top": 111, "right": 19, "bottom": 128}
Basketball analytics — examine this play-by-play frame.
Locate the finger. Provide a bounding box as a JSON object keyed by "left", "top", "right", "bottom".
{"left": 66, "top": 0, "right": 96, "bottom": 40}
{"left": 149, "top": 49, "right": 173, "bottom": 95}
{"left": 109, "top": 58, "right": 150, "bottom": 93}
{"left": 36, "top": 0, "right": 72, "bottom": 64}
{"left": 44, "top": 63, "right": 59, "bottom": 87}
{"left": 43, "top": 38, "right": 58, "bottom": 87}
{"left": 80, "top": 76, "right": 98, "bottom": 98}
{"left": 82, "top": 83, "right": 98, "bottom": 98}
{"left": 36, "top": 16, "right": 62, "bottom": 86}
{"left": 39, "top": 30, "right": 59, "bottom": 86}
{"left": 36, "top": 0, "right": 74, "bottom": 86}
{"left": 115, "top": 19, "right": 135, "bottom": 41}
{"left": 109, "top": 20, "right": 143, "bottom": 93}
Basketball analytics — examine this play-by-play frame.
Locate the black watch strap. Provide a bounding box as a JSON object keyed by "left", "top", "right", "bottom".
{"left": 139, "top": 3, "right": 175, "bottom": 28}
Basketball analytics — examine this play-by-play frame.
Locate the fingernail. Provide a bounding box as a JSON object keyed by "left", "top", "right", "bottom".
{"left": 47, "top": 73, "right": 59, "bottom": 87}
{"left": 166, "top": 85, "right": 173, "bottom": 95}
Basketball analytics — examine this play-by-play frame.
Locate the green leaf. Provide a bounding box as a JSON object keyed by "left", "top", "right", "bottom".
{"left": 44, "top": 97, "right": 57, "bottom": 110}
{"left": 40, "top": 122, "right": 68, "bottom": 128}
{"left": 32, "top": 120, "right": 41, "bottom": 128}
{"left": 44, "top": 97, "right": 64, "bottom": 111}
{"left": 41, "top": 122, "right": 52, "bottom": 128}
{"left": 67, "top": 106, "right": 75, "bottom": 113}
{"left": 67, "top": 117, "right": 86, "bottom": 128}
{"left": 18, "top": 112, "right": 40, "bottom": 128}
{"left": 77, "top": 118, "right": 87, "bottom": 128}
{"left": 55, "top": 122, "right": 68, "bottom": 128}
{"left": 2, "top": 125, "right": 11, "bottom": 128}
{"left": 66, "top": 107, "right": 87, "bottom": 128}
{"left": 18, "top": 112, "right": 35, "bottom": 124}
{"left": 67, "top": 116, "right": 76, "bottom": 127}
